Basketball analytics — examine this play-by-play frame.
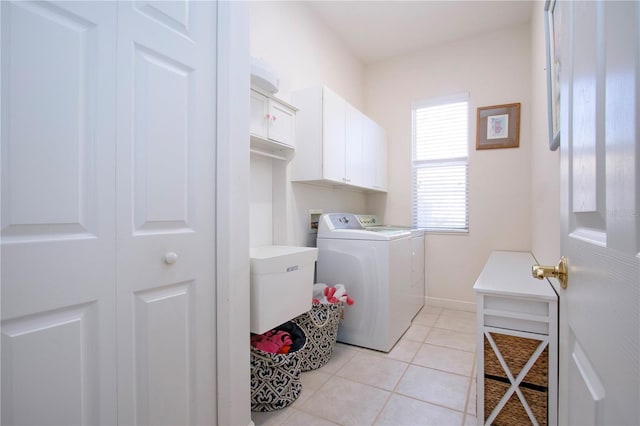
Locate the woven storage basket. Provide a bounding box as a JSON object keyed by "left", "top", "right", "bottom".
{"left": 250, "top": 322, "right": 306, "bottom": 412}
{"left": 484, "top": 333, "right": 548, "bottom": 425}
{"left": 292, "top": 302, "right": 343, "bottom": 371}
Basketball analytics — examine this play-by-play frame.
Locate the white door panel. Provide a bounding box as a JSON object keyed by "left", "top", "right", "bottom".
{"left": 2, "top": 1, "right": 218, "bottom": 424}
{"left": 558, "top": 1, "right": 639, "bottom": 425}
{"left": 133, "top": 282, "right": 194, "bottom": 426}
{"left": 1, "top": 1, "right": 117, "bottom": 425}
{"left": 116, "top": 1, "right": 216, "bottom": 425}
{"left": 2, "top": 303, "right": 101, "bottom": 425}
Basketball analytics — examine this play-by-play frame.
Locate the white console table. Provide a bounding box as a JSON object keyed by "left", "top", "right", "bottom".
{"left": 474, "top": 251, "right": 558, "bottom": 426}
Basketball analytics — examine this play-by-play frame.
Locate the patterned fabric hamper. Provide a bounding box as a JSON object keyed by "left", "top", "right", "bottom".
{"left": 250, "top": 322, "right": 306, "bottom": 412}
{"left": 292, "top": 302, "right": 343, "bottom": 371}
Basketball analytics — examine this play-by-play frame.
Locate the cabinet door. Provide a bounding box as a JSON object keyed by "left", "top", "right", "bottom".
{"left": 374, "top": 125, "right": 388, "bottom": 191}
{"left": 362, "top": 116, "right": 377, "bottom": 189}
{"left": 250, "top": 90, "right": 269, "bottom": 139}
{"left": 362, "top": 118, "right": 387, "bottom": 191}
{"left": 322, "top": 88, "right": 346, "bottom": 183}
{"left": 345, "top": 104, "right": 364, "bottom": 186}
{"left": 268, "top": 101, "right": 295, "bottom": 147}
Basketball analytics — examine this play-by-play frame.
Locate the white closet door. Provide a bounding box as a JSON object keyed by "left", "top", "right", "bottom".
{"left": 1, "top": 2, "right": 118, "bottom": 425}
{"left": 115, "top": 2, "right": 217, "bottom": 425}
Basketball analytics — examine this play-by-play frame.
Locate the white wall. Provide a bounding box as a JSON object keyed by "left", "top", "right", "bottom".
{"left": 250, "top": 2, "right": 364, "bottom": 107}
{"left": 250, "top": 1, "right": 368, "bottom": 247}
{"left": 365, "top": 24, "right": 533, "bottom": 309}
{"left": 249, "top": 153, "right": 273, "bottom": 247}
{"left": 530, "top": 4, "right": 561, "bottom": 264}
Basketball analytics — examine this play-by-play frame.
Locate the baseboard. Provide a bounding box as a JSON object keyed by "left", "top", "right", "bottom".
{"left": 426, "top": 296, "right": 476, "bottom": 313}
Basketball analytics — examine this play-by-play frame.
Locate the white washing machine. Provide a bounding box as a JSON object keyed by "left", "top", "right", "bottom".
{"left": 316, "top": 213, "right": 412, "bottom": 352}
{"left": 357, "top": 215, "right": 426, "bottom": 320}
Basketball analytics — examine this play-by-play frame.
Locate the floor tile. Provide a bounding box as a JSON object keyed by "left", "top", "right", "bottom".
{"left": 282, "top": 408, "right": 340, "bottom": 425}
{"left": 299, "top": 376, "right": 390, "bottom": 426}
{"left": 434, "top": 314, "right": 476, "bottom": 334}
{"left": 441, "top": 309, "right": 476, "bottom": 320}
{"left": 412, "top": 344, "right": 475, "bottom": 377}
{"left": 425, "top": 328, "right": 477, "bottom": 353}
{"left": 318, "top": 343, "right": 358, "bottom": 374}
{"left": 395, "top": 365, "right": 470, "bottom": 412}
{"left": 417, "top": 305, "right": 443, "bottom": 315}
{"left": 336, "top": 352, "right": 408, "bottom": 390}
{"left": 251, "top": 406, "right": 294, "bottom": 426}
{"left": 412, "top": 311, "right": 440, "bottom": 327}
{"left": 374, "top": 393, "right": 464, "bottom": 425}
{"left": 472, "top": 355, "right": 477, "bottom": 377}
{"left": 401, "top": 323, "right": 431, "bottom": 342}
{"left": 384, "top": 338, "right": 421, "bottom": 363}
{"left": 293, "top": 370, "right": 333, "bottom": 408}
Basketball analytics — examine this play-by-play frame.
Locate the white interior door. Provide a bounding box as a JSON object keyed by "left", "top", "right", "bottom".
{"left": 1, "top": 2, "right": 118, "bottom": 424}
{"left": 115, "top": 2, "right": 217, "bottom": 425}
{"left": 558, "top": 1, "right": 639, "bottom": 424}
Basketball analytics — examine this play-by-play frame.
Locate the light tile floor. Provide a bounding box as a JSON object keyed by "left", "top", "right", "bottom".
{"left": 252, "top": 306, "right": 478, "bottom": 426}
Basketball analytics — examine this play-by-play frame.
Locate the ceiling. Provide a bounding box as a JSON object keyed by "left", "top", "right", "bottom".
{"left": 305, "top": 1, "right": 536, "bottom": 64}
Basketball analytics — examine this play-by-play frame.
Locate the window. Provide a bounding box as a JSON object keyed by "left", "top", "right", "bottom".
{"left": 412, "top": 95, "right": 469, "bottom": 232}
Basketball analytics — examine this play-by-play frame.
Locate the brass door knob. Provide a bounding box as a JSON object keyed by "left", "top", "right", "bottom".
{"left": 532, "top": 256, "right": 568, "bottom": 289}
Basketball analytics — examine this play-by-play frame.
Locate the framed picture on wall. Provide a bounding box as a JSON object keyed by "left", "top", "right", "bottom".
{"left": 476, "top": 103, "right": 521, "bottom": 150}
{"left": 545, "top": 0, "right": 561, "bottom": 151}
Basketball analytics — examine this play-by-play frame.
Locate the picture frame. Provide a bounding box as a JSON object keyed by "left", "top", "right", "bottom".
{"left": 545, "top": 0, "right": 561, "bottom": 151}
{"left": 476, "top": 103, "right": 521, "bottom": 150}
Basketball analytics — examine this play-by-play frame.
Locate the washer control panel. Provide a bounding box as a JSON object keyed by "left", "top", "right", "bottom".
{"left": 325, "top": 213, "right": 362, "bottom": 229}
{"left": 356, "top": 215, "right": 378, "bottom": 227}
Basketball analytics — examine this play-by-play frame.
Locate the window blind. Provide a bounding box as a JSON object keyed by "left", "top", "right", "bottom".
{"left": 412, "top": 97, "right": 469, "bottom": 232}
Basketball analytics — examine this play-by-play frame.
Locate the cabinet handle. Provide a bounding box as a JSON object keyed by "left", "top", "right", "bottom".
{"left": 164, "top": 252, "right": 179, "bottom": 265}
{"left": 265, "top": 113, "right": 271, "bottom": 120}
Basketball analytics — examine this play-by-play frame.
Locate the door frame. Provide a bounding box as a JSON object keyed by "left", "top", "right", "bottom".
{"left": 215, "top": 2, "right": 251, "bottom": 426}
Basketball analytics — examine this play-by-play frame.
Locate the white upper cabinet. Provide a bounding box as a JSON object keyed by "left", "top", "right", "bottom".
{"left": 250, "top": 89, "right": 296, "bottom": 159}
{"left": 345, "top": 104, "right": 366, "bottom": 187}
{"left": 366, "top": 118, "right": 388, "bottom": 192}
{"left": 291, "top": 86, "right": 387, "bottom": 192}
{"left": 320, "top": 87, "right": 346, "bottom": 182}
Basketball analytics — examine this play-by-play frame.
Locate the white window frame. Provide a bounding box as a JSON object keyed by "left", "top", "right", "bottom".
{"left": 412, "top": 93, "right": 470, "bottom": 234}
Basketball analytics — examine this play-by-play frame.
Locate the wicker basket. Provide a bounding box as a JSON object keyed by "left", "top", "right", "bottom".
{"left": 292, "top": 302, "right": 343, "bottom": 371}
{"left": 484, "top": 332, "right": 548, "bottom": 425}
{"left": 250, "top": 322, "right": 306, "bottom": 412}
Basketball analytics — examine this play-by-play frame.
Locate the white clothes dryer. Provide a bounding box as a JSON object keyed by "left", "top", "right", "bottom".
{"left": 356, "top": 215, "right": 426, "bottom": 320}
{"left": 316, "top": 213, "right": 412, "bottom": 352}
